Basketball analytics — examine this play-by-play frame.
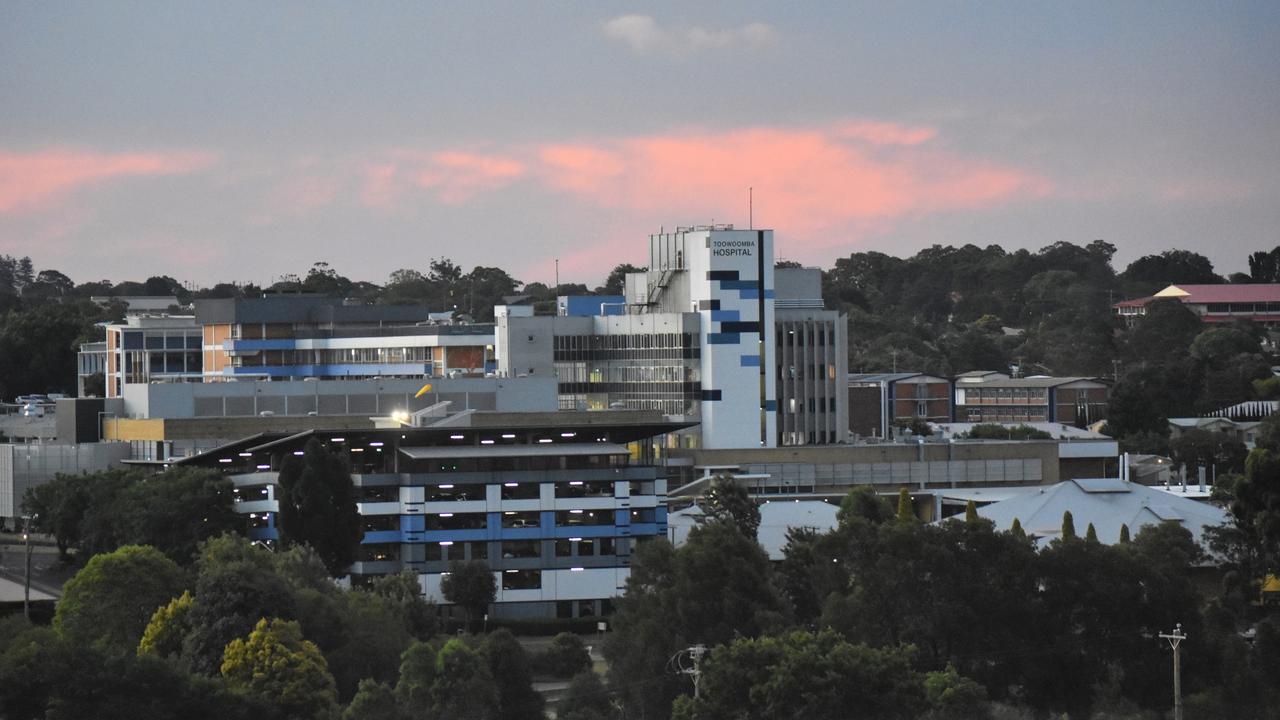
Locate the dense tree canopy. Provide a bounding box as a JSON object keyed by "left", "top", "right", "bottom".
{"left": 277, "top": 438, "right": 363, "bottom": 576}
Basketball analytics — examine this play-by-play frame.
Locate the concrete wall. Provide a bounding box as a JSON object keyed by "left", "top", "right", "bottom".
{"left": 121, "top": 376, "right": 558, "bottom": 419}
{"left": 669, "top": 439, "right": 1060, "bottom": 493}
{"left": 0, "top": 442, "right": 132, "bottom": 520}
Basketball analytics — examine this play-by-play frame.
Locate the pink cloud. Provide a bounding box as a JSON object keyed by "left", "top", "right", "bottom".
{"left": 415, "top": 151, "right": 525, "bottom": 204}
{"left": 0, "top": 148, "right": 216, "bottom": 214}
{"left": 531, "top": 123, "right": 1052, "bottom": 254}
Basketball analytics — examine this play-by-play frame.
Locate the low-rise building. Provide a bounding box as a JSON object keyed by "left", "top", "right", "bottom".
{"left": 847, "top": 372, "right": 952, "bottom": 439}
{"left": 953, "top": 372, "right": 1109, "bottom": 426}
{"left": 1113, "top": 283, "right": 1280, "bottom": 327}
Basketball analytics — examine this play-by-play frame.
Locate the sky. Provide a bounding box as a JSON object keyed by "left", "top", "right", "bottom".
{"left": 2, "top": 1, "right": 1278, "bottom": 289}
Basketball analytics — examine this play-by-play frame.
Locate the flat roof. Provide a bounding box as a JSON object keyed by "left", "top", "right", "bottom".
{"left": 399, "top": 443, "right": 630, "bottom": 459}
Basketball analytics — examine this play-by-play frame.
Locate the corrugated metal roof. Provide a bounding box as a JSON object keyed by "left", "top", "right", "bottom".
{"left": 970, "top": 479, "right": 1230, "bottom": 548}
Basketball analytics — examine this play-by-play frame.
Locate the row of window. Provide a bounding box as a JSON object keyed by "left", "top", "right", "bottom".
{"left": 555, "top": 363, "right": 699, "bottom": 384}
{"left": 362, "top": 508, "right": 656, "bottom": 531}
{"left": 959, "top": 388, "right": 1051, "bottom": 402}
{"left": 361, "top": 536, "right": 626, "bottom": 563}
{"left": 554, "top": 333, "right": 696, "bottom": 351}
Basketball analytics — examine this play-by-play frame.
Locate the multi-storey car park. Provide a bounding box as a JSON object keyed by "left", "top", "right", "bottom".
{"left": 176, "top": 415, "right": 688, "bottom": 619}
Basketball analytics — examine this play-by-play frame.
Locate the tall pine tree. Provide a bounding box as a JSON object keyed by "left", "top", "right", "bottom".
{"left": 277, "top": 437, "right": 363, "bottom": 576}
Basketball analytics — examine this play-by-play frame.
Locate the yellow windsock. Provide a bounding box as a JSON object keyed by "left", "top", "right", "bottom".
{"left": 415, "top": 382, "right": 433, "bottom": 398}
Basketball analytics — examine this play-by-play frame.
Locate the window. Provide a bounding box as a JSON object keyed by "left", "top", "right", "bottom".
{"left": 502, "top": 511, "right": 540, "bottom": 529}
{"left": 503, "top": 570, "right": 541, "bottom": 590}
{"left": 500, "top": 540, "right": 540, "bottom": 558}
{"left": 556, "top": 509, "right": 613, "bottom": 526}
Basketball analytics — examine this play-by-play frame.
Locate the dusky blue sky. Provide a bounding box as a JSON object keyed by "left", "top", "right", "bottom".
{"left": 2, "top": 1, "right": 1278, "bottom": 288}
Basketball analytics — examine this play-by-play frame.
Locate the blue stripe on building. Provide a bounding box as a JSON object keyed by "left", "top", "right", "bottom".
{"left": 707, "top": 332, "right": 741, "bottom": 344}
{"left": 740, "top": 355, "right": 761, "bottom": 367}
{"left": 710, "top": 310, "right": 740, "bottom": 322}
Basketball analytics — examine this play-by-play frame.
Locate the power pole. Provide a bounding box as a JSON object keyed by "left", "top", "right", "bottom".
{"left": 23, "top": 515, "right": 33, "bottom": 621}
{"left": 689, "top": 644, "right": 706, "bottom": 698}
{"left": 1159, "top": 624, "right": 1186, "bottom": 720}
{"left": 672, "top": 644, "right": 708, "bottom": 698}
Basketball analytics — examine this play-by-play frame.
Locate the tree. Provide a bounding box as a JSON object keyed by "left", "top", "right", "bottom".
{"left": 676, "top": 630, "right": 926, "bottom": 720}
{"left": 370, "top": 569, "right": 438, "bottom": 640}
{"left": 138, "top": 590, "right": 195, "bottom": 658}
{"left": 964, "top": 500, "right": 979, "bottom": 523}
{"left": 605, "top": 524, "right": 781, "bottom": 720}
{"left": 558, "top": 671, "right": 614, "bottom": 720}
{"left": 302, "top": 261, "right": 352, "bottom": 296}
{"left": 837, "top": 486, "right": 894, "bottom": 527}
{"left": 440, "top": 559, "right": 496, "bottom": 631}
{"left": 701, "top": 474, "right": 761, "bottom": 537}
{"left": 1247, "top": 247, "right": 1280, "bottom": 283}
{"left": 1010, "top": 517, "right": 1026, "bottom": 542}
{"left": 923, "top": 663, "right": 989, "bottom": 720}
{"left": 343, "top": 679, "right": 405, "bottom": 720}
{"left": 54, "top": 545, "right": 187, "bottom": 655}
{"left": 1119, "top": 524, "right": 1131, "bottom": 544}
{"left": 1061, "top": 511, "right": 1076, "bottom": 540}
{"left": 541, "top": 632, "right": 592, "bottom": 679}
{"left": 430, "top": 638, "right": 501, "bottom": 720}
{"left": 1120, "top": 299, "right": 1203, "bottom": 367}
{"left": 481, "top": 628, "right": 545, "bottom": 720}
{"left": 1121, "top": 250, "right": 1222, "bottom": 292}
{"left": 183, "top": 536, "right": 297, "bottom": 675}
{"left": 897, "top": 488, "right": 915, "bottom": 522}
{"left": 276, "top": 437, "right": 363, "bottom": 576}
{"left": 394, "top": 640, "right": 438, "bottom": 709}
{"left": 321, "top": 589, "right": 415, "bottom": 703}
{"left": 463, "top": 266, "right": 522, "bottom": 321}
{"left": 221, "top": 618, "right": 338, "bottom": 720}
{"left": 1085, "top": 523, "right": 1099, "bottom": 543}
{"left": 23, "top": 473, "right": 92, "bottom": 559}
{"left": 599, "top": 263, "right": 645, "bottom": 295}
{"left": 1170, "top": 428, "right": 1248, "bottom": 477}
{"left": 121, "top": 467, "right": 241, "bottom": 564}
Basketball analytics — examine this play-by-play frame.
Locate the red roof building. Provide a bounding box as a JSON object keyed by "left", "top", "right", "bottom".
{"left": 1112, "top": 284, "right": 1280, "bottom": 326}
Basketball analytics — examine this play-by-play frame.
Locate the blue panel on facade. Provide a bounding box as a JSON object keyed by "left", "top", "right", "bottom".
{"left": 122, "top": 332, "right": 144, "bottom": 350}
{"left": 701, "top": 389, "right": 722, "bottom": 401}
{"left": 710, "top": 310, "right": 740, "bottom": 322}
{"left": 364, "top": 530, "right": 402, "bottom": 544}
{"left": 629, "top": 523, "right": 660, "bottom": 536}
{"left": 740, "top": 355, "right": 761, "bottom": 367}
{"left": 765, "top": 289, "right": 775, "bottom": 299}
{"left": 421, "top": 529, "right": 488, "bottom": 543}
{"left": 655, "top": 507, "right": 668, "bottom": 523}
{"left": 763, "top": 400, "right": 778, "bottom": 411}
{"left": 561, "top": 295, "right": 625, "bottom": 317}
{"left": 402, "top": 515, "right": 425, "bottom": 532}
{"left": 615, "top": 509, "right": 630, "bottom": 526}
{"left": 248, "top": 528, "right": 278, "bottom": 541}
{"left": 707, "top": 333, "right": 741, "bottom": 344}
{"left": 738, "top": 288, "right": 759, "bottom": 299}
{"left": 720, "top": 280, "right": 758, "bottom": 290}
